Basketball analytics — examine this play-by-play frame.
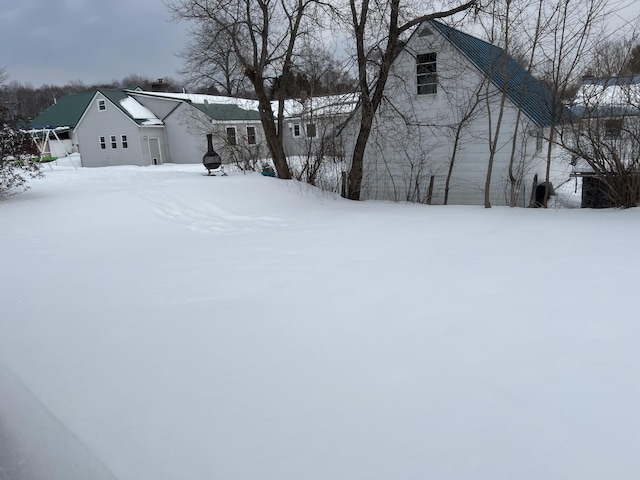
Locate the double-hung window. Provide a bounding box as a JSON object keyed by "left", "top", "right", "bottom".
{"left": 99, "top": 136, "right": 106, "bottom": 149}
{"left": 417, "top": 52, "right": 437, "bottom": 95}
{"left": 246, "top": 126, "right": 256, "bottom": 145}
{"left": 121, "top": 135, "right": 128, "bottom": 148}
{"left": 110, "top": 135, "right": 117, "bottom": 148}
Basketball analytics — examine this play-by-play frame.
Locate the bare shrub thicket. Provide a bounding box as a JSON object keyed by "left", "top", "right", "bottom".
{"left": 0, "top": 120, "right": 42, "bottom": 199}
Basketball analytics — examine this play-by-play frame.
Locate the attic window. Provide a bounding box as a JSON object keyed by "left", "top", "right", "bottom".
{"left": 417, "top": 52, "right": 437, "bottom": 95}
{"left": 97, "top": 99, "right": 106, "bottom": 111}
{"left": 419, "top": 27, "right": 434, "bottom": 37}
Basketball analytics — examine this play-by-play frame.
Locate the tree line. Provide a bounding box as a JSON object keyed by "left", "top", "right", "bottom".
{"left": 0, "top": 73, "right": 184, "bottom": 125}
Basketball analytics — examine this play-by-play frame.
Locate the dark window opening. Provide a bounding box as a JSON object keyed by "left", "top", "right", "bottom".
{"left": 306, "top": 123, "right": 316, "bottom": 138}
{"left": 604, "top": 118, "right": 623, "bottom": 138}
{"left": 226, "top": 127, "right": 237, "bottom": 145}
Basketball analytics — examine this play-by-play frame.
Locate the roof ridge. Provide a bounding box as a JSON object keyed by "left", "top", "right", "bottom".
{"left": 428, "top": 19, "right": 560, "bottom": 127}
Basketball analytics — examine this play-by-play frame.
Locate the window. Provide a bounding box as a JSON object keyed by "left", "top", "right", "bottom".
{"left": 110, "top": 135, "right": 117, "bottom": 148}
{"left": 97, "top": 99, "right": 106, "bottom": 111}
{"left": 604, "top": 118, "right": 623, "bottom": 138}
{"left": 419, "top": 27, "right": 434, "bottom": 37}
{"left": 417, "top": 52, "right": 437, "bottom": 95}
{"left": 246, "top": 126, "right": 256, "bottom": 145}
{"left": 530, "top": 127, "right": 544, "bottom": 152}
{"left": 226, "top": 127, "right": 237, "bottom": 145}
{"left": 292, "top": 124, "right": 301, "bottom": 137}
{"left": 121, "top": 135, "right": 128, "bottom": 149}
{"left": 306, "top": 123, "right": 317, "bottom": 138}
{"left": 99, "top": 136, "right": 106, "bottom": 149}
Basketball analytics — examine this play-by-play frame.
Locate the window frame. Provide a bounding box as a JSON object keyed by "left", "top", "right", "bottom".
{"left": 246, "top": 126, "right": 256, "bottom": 145}
{"left": 121, "top": 135, "right": 128, "bottom": 149}
{"left": 292, "top": 123, "right": 301, "bottom": 138}
{"left": 97, "top": 99, "right": 106, "bottom": 111}
{"left": 99, "top": 136, "right": 106, "bottom": 149}
{"left": 110, "top": 135, "right": 117, "bottom": 149}
{"left": 604, "top": 118, "right": 623, "bottom": 139}
{"left": 417, "top": 52, "right": 438, "bottom": 95}
{"left": 226, "top": 126, "right": 237, "bottom": 146}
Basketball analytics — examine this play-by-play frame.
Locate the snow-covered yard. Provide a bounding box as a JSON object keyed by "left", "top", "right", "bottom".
{"left": 0, "top": 159, "right": 638, "bottom": 480}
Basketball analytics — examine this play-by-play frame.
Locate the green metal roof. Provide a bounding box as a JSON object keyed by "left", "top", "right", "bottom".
{"left": 30, "top": 89, "right": 161, "bottom": 129}
{"left": 429, "top": 20, "right": 564, "bottom": 127}
{"left": 192, "top": 102, "right": 261, "bottom": 121}
{"left": 30, "top": 91, "right": 95, "bottom": 129}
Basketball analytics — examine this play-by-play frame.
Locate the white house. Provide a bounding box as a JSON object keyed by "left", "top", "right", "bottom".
{"left": 30, "top": 89, "right": 264, "bottom": 169}
{"left": 568, "top": 74, "right": 640, "bottom": 207}
{"left": 341, "top": 20, "right": 564, "bottom": 207}
{"left": 279, "top": 93, "right": 359, "bottom": 159}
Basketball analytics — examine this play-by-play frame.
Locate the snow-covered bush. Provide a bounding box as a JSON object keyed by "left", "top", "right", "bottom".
{"left": 0, "top": 121, "right": 42, "bottom": 199}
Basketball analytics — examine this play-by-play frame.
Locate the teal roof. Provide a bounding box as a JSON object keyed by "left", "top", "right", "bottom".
{"left": 192, "top": 102, "right": 261, "bottom": 121}
{"left": 30, "top": 91, "right": 94, "bottom": 129}
{"left": 30, "top": 89, "right": 160, "bottom": 129}
{"left": 430, "top": 20, "right": 562, "bottom": 127}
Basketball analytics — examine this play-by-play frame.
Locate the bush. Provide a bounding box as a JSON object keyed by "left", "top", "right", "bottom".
{"left": 0, "top": 122, "right": 43, "bottom": 199}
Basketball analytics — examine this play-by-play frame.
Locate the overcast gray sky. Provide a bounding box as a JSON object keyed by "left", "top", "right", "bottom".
{"left": 1, "top": 0, "right": 639, "bottom": 89}
{"left": 0, "top": 0, "right": 189, "bottom": 87}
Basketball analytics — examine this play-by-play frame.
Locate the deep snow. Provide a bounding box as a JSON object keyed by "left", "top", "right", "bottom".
{"left": 0, "top": 159, "right": 638, "bottom": 480}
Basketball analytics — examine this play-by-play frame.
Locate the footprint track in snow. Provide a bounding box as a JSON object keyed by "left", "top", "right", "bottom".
{"left": 146, "top": 194, "right": 300, "bottom": 234}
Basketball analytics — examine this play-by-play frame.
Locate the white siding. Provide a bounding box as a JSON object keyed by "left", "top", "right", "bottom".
{"left": 163, "top": 103, "right": 268, "bottom": 168}
{"left": 346, "top": 26, "right": 550, "bottom": 206}
{"left": 75, "top": 93, "right": 166, "bottom": 167}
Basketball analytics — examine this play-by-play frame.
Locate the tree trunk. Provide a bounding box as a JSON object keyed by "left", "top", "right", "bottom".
{"left": 347, "top": 121, "right": 373, "bottom": 200}
{"left": 253, "top": 84, "right": 292, "bottom": 180}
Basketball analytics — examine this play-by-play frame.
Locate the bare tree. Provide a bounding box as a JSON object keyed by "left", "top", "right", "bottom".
{"left": 444, "top": 78, "right": 486, "bottom": 205}
{"left": 535, "top": 0, "right": 619, "bottom": 207}
{"left": 167, "top": 0, "right": 330, "bottom": 180}
{"left": 564, "top": 76, "right": 640, "bottom": 207}
{"left": 178, "top": 22, "right": 251, "bottom": 96}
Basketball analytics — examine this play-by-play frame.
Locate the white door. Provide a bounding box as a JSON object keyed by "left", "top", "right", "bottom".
{"left": 148, "top": 137, "right": 162, "bottom": 165}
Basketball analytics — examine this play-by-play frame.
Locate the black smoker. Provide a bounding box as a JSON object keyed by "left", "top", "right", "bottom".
{"left": 203, "top": 134, "right": 222, "bottom": 175}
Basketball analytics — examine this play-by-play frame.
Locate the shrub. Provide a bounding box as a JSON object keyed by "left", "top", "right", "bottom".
{"left": 0, "top": 122, "right": 43, "bottom": 199}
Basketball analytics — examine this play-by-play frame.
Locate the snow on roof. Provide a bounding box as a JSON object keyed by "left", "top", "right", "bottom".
{"left": 573, "top": 76, "right": 640, "bottom": 114}
{"left": 275, "top": 93, "right": 360, "bottom": 118}
{"left": 128, "top": 90, "right": 359, "bottom": 119}
{"left": 128, "top": 90, "right": 260, "bottom": 111}
{"left": 119, "top": 97, "right": 163, "bottom": 125}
